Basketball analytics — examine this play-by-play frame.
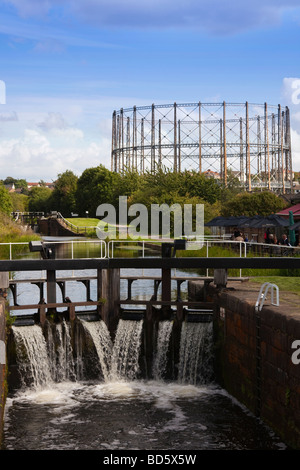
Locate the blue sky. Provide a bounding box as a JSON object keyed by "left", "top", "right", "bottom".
{"left": 1, "top": 0, "right": 300, "bottom": 181}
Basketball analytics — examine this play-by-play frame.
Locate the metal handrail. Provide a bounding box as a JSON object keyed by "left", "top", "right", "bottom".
{"left": 255, "top": 282, "right": 280, "bottom": 311}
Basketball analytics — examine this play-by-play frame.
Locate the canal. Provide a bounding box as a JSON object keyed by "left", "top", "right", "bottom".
{"left": 1, "top": 238, "right": 288, "bottom": 451}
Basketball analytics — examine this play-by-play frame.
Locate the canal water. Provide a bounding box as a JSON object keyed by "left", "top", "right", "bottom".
{"left": 1, "top": 239, "right": 288, "bottom": 452}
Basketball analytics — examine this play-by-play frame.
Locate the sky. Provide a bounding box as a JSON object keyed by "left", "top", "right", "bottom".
{"left": 0, "top": 0, "right": 300, "bottom": 182}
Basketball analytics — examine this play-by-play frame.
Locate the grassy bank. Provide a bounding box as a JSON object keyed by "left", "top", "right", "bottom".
{"left": 250, "top": 276, "right": 300, "bottom": 297}
{"left": 0, "top": 212, "right": 40, "bottom": 259}
{"left": 65, "top": 217, "right": 99, "bottom": 238}
{"left": 176, "top": 244, "right": 300, "bottom": 278}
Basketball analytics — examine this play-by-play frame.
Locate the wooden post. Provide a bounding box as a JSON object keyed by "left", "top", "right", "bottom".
{"left": 161, "top": 268, "right": 171, "bottom": 302}
{"left": 39, "top": 304, "right": 46, "bottom": 326}
{"left": 98, "top": 268, "right": 120, "bottom": 332}
{"left": 214, "top": 269, "right": 228, "bottom": 288}
{"left": 69, "top": 303, "right": 76, "bottom": 322}
{"left": 47, "top": 270, "right": 56, "bottom": 307}
{"left": 0, "top": 273, "right": 8, "bottom": 290}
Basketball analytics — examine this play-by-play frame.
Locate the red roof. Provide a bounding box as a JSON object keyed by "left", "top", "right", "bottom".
{"left": 277, "top": 203, "right": 300, "bottom": 218}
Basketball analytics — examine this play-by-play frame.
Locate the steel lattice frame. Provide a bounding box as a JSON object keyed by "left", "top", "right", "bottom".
{"left": 111, "top": 102, "right": 293, "bottom": 193}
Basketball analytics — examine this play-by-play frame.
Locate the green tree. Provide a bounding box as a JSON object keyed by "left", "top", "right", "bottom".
{"left": 51, "top": 170, "right": 78, "bottom": 217}
{"left": 76, "top": 165, "right": 121, "bottom": 217}
{"left": 180, "top": 170, "right": 222, "bottom": 204}
{"left": 3, "top": 176, "right": 28, "bottom": 193}
{"left": 117, "top": 169, "right": 143, "bottom": 201}
{"left": 221, "top": 191, "right": 285, "bottom": 217}
{"left": 28, "top": 186, "right": 53, "bottom": 213}
{"left": 10, "top": 192, "right": 29, "bottom": 212}
{"left": 0, "top": 184, "right": 13, "bottom": 215}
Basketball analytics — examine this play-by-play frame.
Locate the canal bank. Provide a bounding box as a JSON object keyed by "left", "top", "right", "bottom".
{"left": 188, "top": 278, "right": 300, "bottom": 449}
{"left": 0, "top": 260, "right": 298, "bottom": 449}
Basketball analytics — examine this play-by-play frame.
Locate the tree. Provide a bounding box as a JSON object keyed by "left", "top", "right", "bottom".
{"left": 3, "top": 177, "right": 28, "bottom": 193}
{"left": 180, "top": 170, "right": 222, "bottom": 204}
{"left": 50, "top": 170, "right": 78, "bottom": 216}
{"left": 76, "top": 165, "right": 121, "bottom": 217}
{"left": 10, "top": 192, "right": 29, "bottom": 212}
{"left": 28, "top": 186, "right": 53, "bottom": 213}
{"left": 221, "top": 191, "right": 285, "bottom": 217}
{"left": 0, "top": 184, "right": 13, "bottom": 215}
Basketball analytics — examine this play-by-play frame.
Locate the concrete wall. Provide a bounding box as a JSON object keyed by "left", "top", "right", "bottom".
{"left": 0, "top": 299, "right": 6, "bottom": 446}
{"left": 196, "top": 280, "right": 300, "bottom": 449}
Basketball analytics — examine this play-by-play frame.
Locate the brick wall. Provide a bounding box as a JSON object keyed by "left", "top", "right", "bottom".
{"left": 0, "top": 299, "right": 6, "bottom": 446}
{"left": 205, "top": 282, "right": 300, "bottom": 449}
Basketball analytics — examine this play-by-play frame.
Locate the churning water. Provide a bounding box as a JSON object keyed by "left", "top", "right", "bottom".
{"left": 2, "top": 248, "right": 287, "bottom": 452}
{"left": 2, "top": 316, "right": 286, "bottom": 451}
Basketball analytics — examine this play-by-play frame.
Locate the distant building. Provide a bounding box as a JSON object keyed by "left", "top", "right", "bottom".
{"left": 4, "top": 183, "right": 15, "bottom": 192}
{"left": 27, "top": 182, "right": 55, "bottom": 190}
{"left": 203, "top": 169, "right": 220, "bottom": 180}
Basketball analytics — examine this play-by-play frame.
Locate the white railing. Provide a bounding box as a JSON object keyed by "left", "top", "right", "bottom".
{"left": 0, "top": 239, "right": 107, "bottom": 260}
{"left": 0, "top": 238, "right": 297, "bottom": 262}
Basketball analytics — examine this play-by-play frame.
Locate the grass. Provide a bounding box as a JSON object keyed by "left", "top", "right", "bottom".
{"left": 65, "top": 218, "right": 99, "bottom": 227}
{"left": 0, "top": 212, "right": 41, "bottom": 259}
{"left": 250, "top": 276, "right": 300, "bottom": 297}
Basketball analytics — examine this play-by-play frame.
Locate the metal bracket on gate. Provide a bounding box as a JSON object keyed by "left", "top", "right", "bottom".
{"left": 255, "top": 282, "right": 279, "bottom": 311}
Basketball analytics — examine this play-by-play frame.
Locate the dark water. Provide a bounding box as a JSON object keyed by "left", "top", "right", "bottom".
{"left": 2, "top": 381, "right": 286, "bottom": 451}
{"left": 2, "top": 240, "right": 288, "bottom": 453}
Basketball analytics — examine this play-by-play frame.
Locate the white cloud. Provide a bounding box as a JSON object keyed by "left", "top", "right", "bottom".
{"left": 37, "top": 112, "right": 84, "bottom": 141}
{"left": 0, "top": 111, "right": 18, "bottom": 121}
{"left": 0, "top": 128, "right": 109, "bottom": 181}
{"left": 281, "top": 78, "right": 300, "bottom": 171}
{"left": 291, "top": 128, "right": 300, "bottom": 171}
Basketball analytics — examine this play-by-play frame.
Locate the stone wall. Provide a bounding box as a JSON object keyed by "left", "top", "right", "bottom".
{"left": 190, "top": 279, "right": 300, "bottom": 449}
{"left": 38, "top": 217, "right": 85, "bottom": 237}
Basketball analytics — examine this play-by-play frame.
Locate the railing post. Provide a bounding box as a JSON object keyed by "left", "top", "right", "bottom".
{"left": 206, "top": 241, "right": 209, "bottom": 277}
{"left": 47, "top": 270, "right": 56, "bottom": 313}
{"left": 39, "top": 304, "right": 46, "bottom": 326}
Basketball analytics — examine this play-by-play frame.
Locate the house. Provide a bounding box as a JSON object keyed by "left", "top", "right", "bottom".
{"left": 203, "top": 169, "right": 220, "bottom": 179}
{"left": 277, "top": 203, "right": 300, "bottom": 219}
{"left": 27, "top": 182, "right": 55, "bottom": 190}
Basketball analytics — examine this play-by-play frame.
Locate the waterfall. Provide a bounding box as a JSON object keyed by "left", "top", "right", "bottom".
{"left": 110, "top": 319, "right": 143, "bottom": 381}
{"left": 12, "top": 325, "right": 53, "bottom": 389}
{"left": 152, "top": 320, "right": 173, "bottom": 381}
{"left": 81, "top": 320, "right": 113, "bottom": 382}
{"left": 11, "top": 315, "right": 213, "bottom": 389}
{"left": 13, "top": 321, "right": 77, "bottom": 389}
{"left": 178, "top": 321, "right": 213, "bottom": 385}
{"left": 55, "top": 320, "right": 76, "bottom": 382}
